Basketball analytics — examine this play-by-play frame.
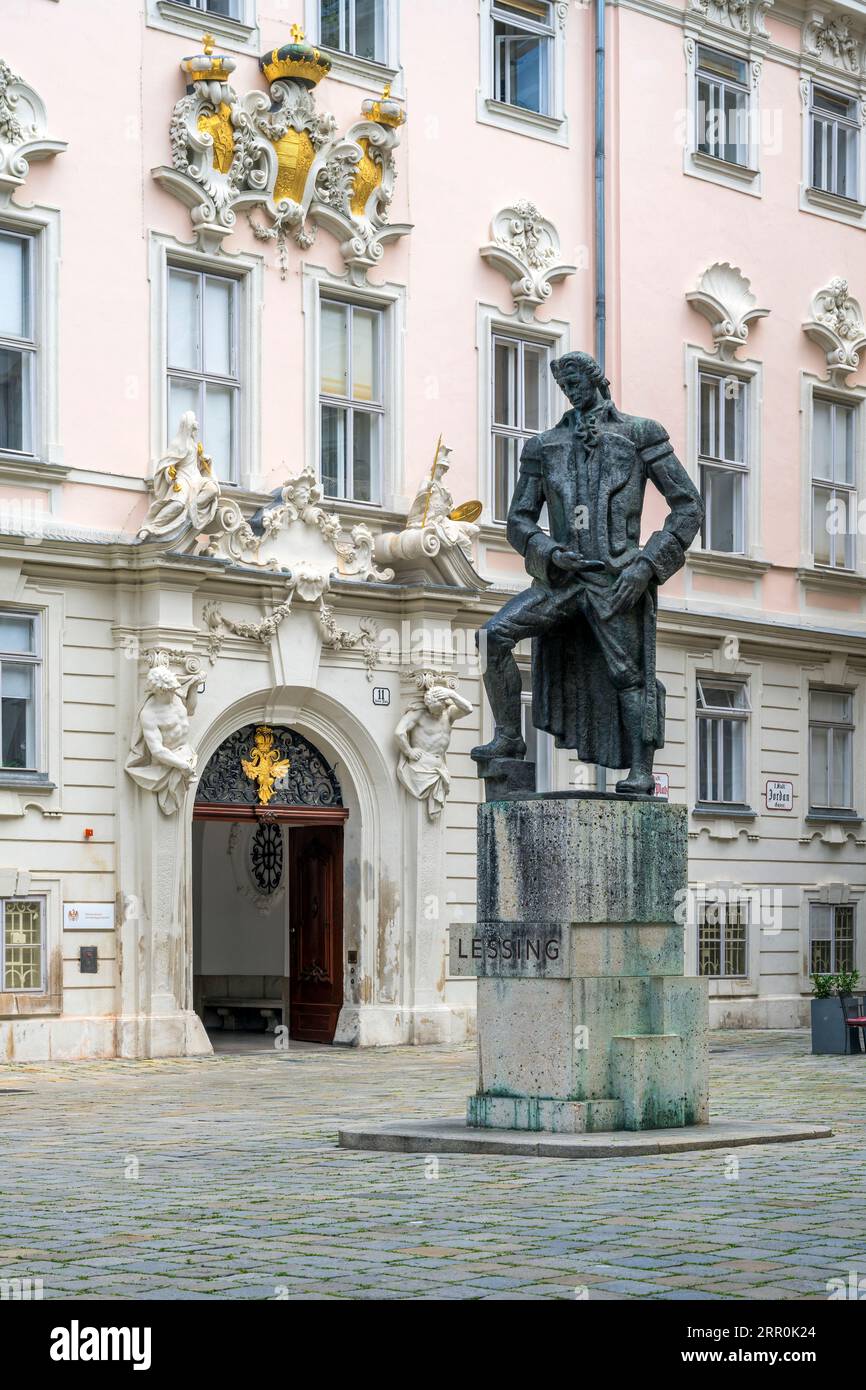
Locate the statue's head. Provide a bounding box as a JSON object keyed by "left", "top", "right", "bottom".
{"left": 145, "top": 666, "right": 181, "bottom": 699}
{"left": 551, "top": 351, "right": 610, "bottom": 411}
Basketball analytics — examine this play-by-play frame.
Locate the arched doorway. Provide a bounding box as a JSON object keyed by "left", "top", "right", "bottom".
{"left": 191, "top": 723, "right": 348, "bottom": 1045}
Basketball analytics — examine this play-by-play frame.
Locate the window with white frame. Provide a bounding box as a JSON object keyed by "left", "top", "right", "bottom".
{"left": 320, "top": 298, "right": 384, "bottom": 504}
{"left": 320, "top": 0, "right": 387, "bottom": 63}
{"left": 174, "top": 0, "right": 243, "bottom": 16}
{"left": 492, "top": 334, "right": 551, "bottom": 523}
{"left": 1, "top": 896, "right": 45, "bottom": 991}
{"left": 0, "top": 612, "right": 39, "bottom": 772}
{"left": 0, "top": 228, "right": 37, "bottom": 457}
{"left": 697, "top": 896, "right": 748, "bottom": 978}
{"left": 696, "top": 45, "right": 750, "bottom": 167}
{"left": 812, "top": 396, "right": 856, "bottom": 569}
{"left": 810, "top": 901, "right": 855, "bottom": 975}
{"left": 491, "top": 0, "right": 554, "bottom": 115}
{"left": 811, "top": 85, "right": 860, "bottom": 202}
{"left": 696, "top": 678, "right": 749, "bottom": 805}
{"left": 699, "top": 370, "right": 748, "bottom": 553}
{"left": 809, "top": 688, "right": 854, "bottom": 812}
{"left": 167, "top": 265, "right": 240, "bottom": 482}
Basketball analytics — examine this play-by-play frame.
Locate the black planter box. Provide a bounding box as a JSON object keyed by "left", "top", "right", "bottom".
{"left": 811, "top": 997, "right": 854, "bottom": 1054}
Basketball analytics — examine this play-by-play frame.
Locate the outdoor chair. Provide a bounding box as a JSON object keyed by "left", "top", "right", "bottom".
{"left": 840, "top": 994, "right": 866, "bottom": 1054}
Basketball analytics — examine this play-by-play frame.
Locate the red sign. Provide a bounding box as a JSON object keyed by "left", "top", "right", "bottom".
{"left": 653, "top": 773, "right": 670, "bottom": 799}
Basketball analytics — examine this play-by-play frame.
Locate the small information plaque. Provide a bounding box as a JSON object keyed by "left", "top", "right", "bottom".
{"left": 765, "top": 779, "right": 793, "bottom": 811}
{"left": 652, "top": 772, "right": 670, "bottom": 799}
{"left": 64, "top": 903, "right": 115, "bottom": 932}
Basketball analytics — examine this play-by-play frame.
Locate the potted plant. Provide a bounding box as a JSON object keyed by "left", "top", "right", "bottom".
{"left": 810, "top": 970, "right": 861, "bottom": 1054}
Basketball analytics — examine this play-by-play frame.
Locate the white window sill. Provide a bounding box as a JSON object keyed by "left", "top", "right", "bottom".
{"left": 150, "top": 0, "right": 259, "bottom": 54}
{"left": 0, "top": 455, "right": 68, "bottom": 485}
{"left": 801, "top": 184, "right": 866, "bottom": 227}
{"left": 477, "top": 95, "right": 568, "bottom": 147}
{"left": 685, "top": 150, "right": 761, "bottom": 197}
{"left": 688, "top": 550, "right": 770, "bottom": 580}
{"left": 316, "top": 45, "right": 400, "bottom": 94}
{"left": 797, "top": 565, "right": 866, "bottom": 592}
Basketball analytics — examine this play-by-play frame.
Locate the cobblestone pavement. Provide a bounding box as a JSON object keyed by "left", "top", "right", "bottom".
{"left": 0, "top": 1030, "right": 863, "bottom": 1300}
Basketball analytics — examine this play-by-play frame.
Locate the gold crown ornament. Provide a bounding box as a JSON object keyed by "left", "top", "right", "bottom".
{"left": 181, "top": 33, "right": 237, "bottom": 101}
{"left": 260, "top": 25, "right": 331, "bottom": 88}
{"left": 362, "top": 83, "right": 406, "bottom": 129}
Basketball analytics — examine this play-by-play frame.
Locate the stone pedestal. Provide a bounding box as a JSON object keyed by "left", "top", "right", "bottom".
{"left": 450, "top": 794, "right": 708, "bottom": 1133}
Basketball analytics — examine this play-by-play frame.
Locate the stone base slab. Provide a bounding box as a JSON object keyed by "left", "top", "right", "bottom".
{"left": 468, "top": 1093, "right": 623, "bottom": 1133}
{"left": 338, "top": 1117, "right": 833, "bottom": 1158}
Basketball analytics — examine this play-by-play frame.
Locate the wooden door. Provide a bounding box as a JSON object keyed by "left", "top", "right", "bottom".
{"left": 289, "top": 826, "right": 343, "bottom": 1043}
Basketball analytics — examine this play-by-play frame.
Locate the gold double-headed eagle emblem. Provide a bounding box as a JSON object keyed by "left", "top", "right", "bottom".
{"left": 241, "top": 726, "right": 290, "bottom": 806}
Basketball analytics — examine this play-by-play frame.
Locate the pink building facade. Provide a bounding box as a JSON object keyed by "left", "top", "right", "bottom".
{"left": 0, "top": 0, "right": 864, "bottom": 1059}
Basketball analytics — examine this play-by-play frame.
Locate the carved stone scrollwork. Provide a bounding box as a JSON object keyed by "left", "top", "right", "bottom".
{"left": 153, "top": 32, "right": 409, "bottom": 277}
{"left": 803, "top": 12, "right": 863, "bottom": 75}
{"left": 804, "top": 278, "right": 866, "bottom": 384}
{"left": 480, "top": 200, "right": 577, "bottom": 320}
{"left": 0, "top": 58, "right": 67, "bottom": 207}
{"left": 688, "top": 0, "right": 773, "bottom": 36}
{"left": 195, "top": 722, "right": 343, "bottom": 807}
{"left": 686, "top": 262, "right": 769, "bottom": 362}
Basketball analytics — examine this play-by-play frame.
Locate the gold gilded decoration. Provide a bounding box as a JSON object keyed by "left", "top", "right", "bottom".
{"left": 197, "top": 441, "right": 213, "bottom": 476}
{"left": 290, "top": 23, "right": 305, "bottom": 42}
{"left": 272, "top": 126, "right": 316, "bottom": 204}
{"left": 167, "top": 464, "right": 181, "bottom": 495}
{"left": 203, "top": 33, "right": 216, "bottom": 56}
{"left": 364, "top": 83, "right": 406, "bottom": 129}
{"left": 241, "top": 726, "right": 291, "bottom": 807}
{"left": 350, "top": 138, "right": 383, "bottom": 216}
{"left": 261, "top": 44, "right": 331, "bottom": 86}
{"left": 197, "top": 101, "right": 234, "bottom": 173}
{"left": 421, "top": 435, "right": 444, "bottom": 526}
{"left": 449, "top": 501, "right": 483, "bottom": 524}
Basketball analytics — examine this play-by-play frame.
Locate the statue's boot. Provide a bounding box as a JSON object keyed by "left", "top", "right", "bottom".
{"left": 615, "top": 687, "right": 655, "bottom": 795}
{"left": 470, "top": 726, "right": 526, "bottom": 763}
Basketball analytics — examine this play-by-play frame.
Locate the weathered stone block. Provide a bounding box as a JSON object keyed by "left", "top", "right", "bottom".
{"left": 467, "top": 1093, "right": 624, "bottom": 1134}
{"left": 476, "top": 977, "right": 573, "bottom": 1098}
{"left": 478, "top": 795, "right": 687, "bottom": 925}
{"left": 449, "top": 921, "right": 569, "bottom": 978}
{"left": 571, "top": 923, "right": 684, "bottom": 977}
{"left": 610, "top": 1034, "right": 686, "bottom": 1130}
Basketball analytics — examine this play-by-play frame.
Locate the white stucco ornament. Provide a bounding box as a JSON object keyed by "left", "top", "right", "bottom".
{"left": 395, "top": 671, "right": 473, "bottom": 820}
{"left": 686, "top": 262, "right": 769, "bottom": 361}
{"left": 480, "top": 200, "right": 576, "bottom": 320}
{"left": 804, "top": 278, "right": 866, "bottom": 384}
{"left": 803, "top": 12, "right": 862, "bottom": 74}
{"left": 125, "top": 662, "right": 202, "bottom": 816}
{"left": 139, "top": 413, "right": 222, "bottom": 542}
{"left": 152, "top": 31, "right": 409, "bottom": 278}
{"left": 378, "top": 442, "right": 481, "bottom": 570}
{"left": 0, "top": 58, "right": 66, "bottom": 206}
{"left": 688, "top": 0, "right": 773, "bottom": 36}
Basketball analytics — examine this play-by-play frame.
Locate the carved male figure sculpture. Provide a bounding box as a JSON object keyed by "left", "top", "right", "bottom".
{"left": 396, "top": 682, "right": 473, "bottom": 819}
{"left": 125, "top": 667, "right": 200, "bottom": 814}
{"left": 472, "top": 351, "right": 703, "bottom": 794}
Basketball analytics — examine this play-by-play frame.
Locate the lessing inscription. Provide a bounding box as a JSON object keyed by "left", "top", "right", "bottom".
{"left": 449, "top": 922, "right": 568, "bottom": 978}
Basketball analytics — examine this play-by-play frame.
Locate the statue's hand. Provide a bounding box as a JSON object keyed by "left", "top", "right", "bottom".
{"left": 553, "top": 547, "right": 597, "bottom": 572}
{"left": 609, "top": 557, "right": 654, "bottom": 616}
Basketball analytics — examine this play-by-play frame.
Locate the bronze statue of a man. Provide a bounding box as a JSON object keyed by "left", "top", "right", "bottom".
{"left": 472, "top": 351, "right": 703, "bottom": 794}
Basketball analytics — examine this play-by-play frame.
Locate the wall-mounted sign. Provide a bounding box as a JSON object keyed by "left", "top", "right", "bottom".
{"left": 64, "top": 902, "right": 115, "bottom": 932}
{"left": 372, "top": 687, "right": 391, "bottom": 707}
{"left": 765, "top": 779, "right": 793, "bottom": 811}
{"left": 79, "top": 946, "right": 98, "bottom": 974}
{"left": 652, "top": 772, "right": 670, "bottom": 800}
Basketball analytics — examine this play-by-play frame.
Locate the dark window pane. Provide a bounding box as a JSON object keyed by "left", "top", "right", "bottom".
{"left": 352, "top": 410, "right": 377, "bottom": 502}
{"left": 320, "top": 0, "right": 342, "bottom": 49}
{"left": 0, "top": 347, "right": 30, "bottom": 453}
{"left": 354, "top": 0, "right": 383, "bottom": 61}
{"left": 321, "top": 404, "right": 346, "bottom": 497}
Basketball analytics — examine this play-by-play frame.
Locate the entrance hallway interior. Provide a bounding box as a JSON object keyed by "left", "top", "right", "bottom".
{"left": 192, "top": 817, "right": 345, "bottom": 1046}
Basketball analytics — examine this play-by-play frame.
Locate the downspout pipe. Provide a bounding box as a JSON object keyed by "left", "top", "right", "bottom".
{"left": 594, "top": 0, "right": 607, "bottom": 793}
{"left": 594, "top": 0, "right": 606, "bottom": 375}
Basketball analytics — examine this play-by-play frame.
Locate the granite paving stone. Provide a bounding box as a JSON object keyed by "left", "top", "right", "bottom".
{"left": 0, "top": 1030, "right": 859, "bottom": 1300}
